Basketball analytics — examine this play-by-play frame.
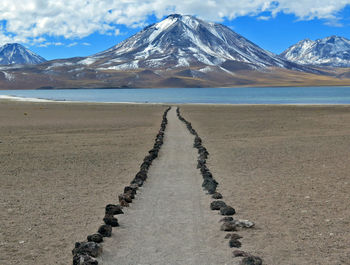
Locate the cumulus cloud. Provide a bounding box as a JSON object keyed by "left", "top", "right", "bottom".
{"left": 38, "top": 42, "right": 64, "bottom": 47}
{"left": 0, "top": 0, "right": 349, "bottom": 44}
{"left": 67, "top": 42, "right": 78, "bottom": 47}
{"left": 257, "top": 16, "right": 271, "bottom": 21}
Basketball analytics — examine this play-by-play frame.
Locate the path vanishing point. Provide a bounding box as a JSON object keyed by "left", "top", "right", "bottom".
{"left": 97, "top": 107, "right": 236, "bottom": 265}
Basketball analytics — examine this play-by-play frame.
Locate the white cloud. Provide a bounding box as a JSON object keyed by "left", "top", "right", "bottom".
{"left": 0, "top": 0, "right": 349, "bottom": 44}
{"left": 257, "top": 16, "right": 271, "bottom": 21}
{"left": 67, "top": 42, "right": 78, "bottom": 47}
{"left": 38, "top": 42, "right": 64, "bottom": 47}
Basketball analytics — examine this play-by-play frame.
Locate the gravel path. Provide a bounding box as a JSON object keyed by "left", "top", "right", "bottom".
{"left": 98, "top": 107, "right": 235, "bottom": 265}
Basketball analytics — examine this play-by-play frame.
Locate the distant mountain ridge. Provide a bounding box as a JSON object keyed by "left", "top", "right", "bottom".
{"left": 0, "top": 15, "right": 349, "bottom": 90}
{"left": 281, "top": 36, "right": 350, "bottom": 67}
{"left": 76, "top": 14, "right": 311, "bottom": 72}
{"left": 0, "top": 43, "right": 46, "bottom": 65}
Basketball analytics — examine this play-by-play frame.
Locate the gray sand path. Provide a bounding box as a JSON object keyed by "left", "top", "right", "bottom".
{"left": 98, "top": 107, "right": 235, "bottom": 265}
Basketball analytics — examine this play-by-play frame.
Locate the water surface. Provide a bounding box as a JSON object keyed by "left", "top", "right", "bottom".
{"left": 1, "top": 86, "right": 350, "bottom": 104}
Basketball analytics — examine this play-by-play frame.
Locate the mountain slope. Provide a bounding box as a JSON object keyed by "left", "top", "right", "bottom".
{"left": 281, "top": 36, "right": 350, "bottom": 67}
{"left": 0, "top": 43, "right": 46, "bottom": 65}
{"left": 0, "top": 15, "right": 341, "bottom": 89}
{"left": 76, "top": 14, "right": 308, "bottom": 72}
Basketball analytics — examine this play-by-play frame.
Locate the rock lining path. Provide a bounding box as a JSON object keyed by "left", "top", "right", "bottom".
{"left": 97, "top": 107, "right": 236, "bottom": 265}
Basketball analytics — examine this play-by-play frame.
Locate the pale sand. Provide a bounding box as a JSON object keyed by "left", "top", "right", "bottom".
{"left": 181, "top": 104, "right": 350, "bottom": 265}
{"left": 0, "top": 101, "right": 166, "bottom": 265}
{"left": 98, "top": 107, "right": 235, "bottom": 265}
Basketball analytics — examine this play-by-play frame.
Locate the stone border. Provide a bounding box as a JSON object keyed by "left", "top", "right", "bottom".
{"left": 176, "top": 107, "right": 263, "bottom": 265}
{"left": 72, "top": 106, "right": 171, "bottom": 265}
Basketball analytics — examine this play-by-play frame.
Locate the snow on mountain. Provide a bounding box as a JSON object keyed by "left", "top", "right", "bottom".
{"left": 79, "top": 14, "right": 306, "bottom": 72}
{"left": 0, "top": 43, "right": 46, "bottom": 65}
{"left": 281, "top": 36, "right": 350, "bottom": 67}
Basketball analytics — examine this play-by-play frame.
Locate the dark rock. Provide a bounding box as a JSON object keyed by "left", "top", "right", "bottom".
{"left": 140, "top": 162, "right": 150, "bottom": 171}
{"left": 130, "top": 178, "right": 144, "bottom": 187}
{"left": 219, "top": 217, "right": 234, "bottom": 223}
{"left": 212, "top": 192, "right": 223, "bottom": 199}
{"left": 87, "top": 234, "right": 103, "bottom": 243}
{"left": 105, "top": 204, "right": 123, "bottom": 215}
{"left": 73, "top": 254, "right": 98, "bottom": 265}
{"left": 72, "top": 242, "right": 102, "bottom": 257}
{"left": 220, "top": 222, "right": 237, "bottom": 231}
{"left": 220, "top": 206, "right": 236, "bottom": 216}
{"left": 206, "top": 185, "right": 217, "bottom": 194}
{"left": 98, "top": 225, "right": 112, "bottom": 237}
{"left": 200, "top": 166, "right": 209, "bottom": 175}
{"left": 229, "top": 239, "right": 242, "bottom": 248}
{"left": 125, "top": 190, "right": 135, "bottom": 199}
{"left": 224, "top": 233, "right": 242, "bottom": 240}
{"left": 120, "top": 200, "right": 129, "bottom": 207}
{"left": 202, "top": 170, "right": 212, "bottom": 179}
{"left": 210, "top": 200, "right": 226, "bottom": 210}
{"left": 207, "top": 186, "right": 217, "bottom": 194}
{"left": 202, "top": 178, "right": 218, "bottom": 194}
{"left": 197, "top": 159, "right": 206, "bottom": 169}
{"left": 143, "top": 155, "right": 153, "bottom": 163}
{"left": 241, "top": 256, "right": 263, "bottom": 265}
{"left": 119, "top": 193, "right": 132, "bottom": 203}
{"left": 130, "top": 183, "right": 139, "bottom": 190}
{"left": 149, "top": 148, "right": 159, "bottom": 158}
{"left": 230, "top": 233, "right": 243, "bottom": 240}
{"left": 225, "top": 233, "right": 232, "bottom": 239}
{"left": 233, "top": 250, "right": 250, "bottom": 257}
{"left": 135, "top": 171, "right": 148, "bottom": 181}
{"left": 103, "top": 215, "right": 119, "bottom": 227}
{"left": 124, "top": 186, "right": 137, "bottom": 195}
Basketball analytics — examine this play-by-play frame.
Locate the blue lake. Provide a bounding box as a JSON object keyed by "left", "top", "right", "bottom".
{"left": 1, "top": 86, "right": 350, "bottom": 104}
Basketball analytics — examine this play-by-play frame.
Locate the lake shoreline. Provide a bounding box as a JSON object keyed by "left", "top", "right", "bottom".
{"left": 3, "top": 85, "right": 350, "bottom": 105}
{"left": 4, "top": 94, "right": 350, "bottom": 106}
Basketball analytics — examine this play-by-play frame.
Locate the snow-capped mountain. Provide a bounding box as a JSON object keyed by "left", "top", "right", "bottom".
{"left": 281, "top": 36, "right": 350, "bottom": 67}
{"left": 1, "top": 14, "right": 334, "bottom": 90}
{"left": 0, "top": 43, "right": 46, "bottom": 65}
{"left": 76, "top": 14, "right": 306, "bottom": 71}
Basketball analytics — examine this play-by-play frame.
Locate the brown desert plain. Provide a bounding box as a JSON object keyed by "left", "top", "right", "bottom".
{"left": 0, "top": 102, "right": 166, "bottom": 265}
{"left": 181, "top": 105, "right": 350, "bottom": 265}
{"left": 1, "top": 101, "right": 350, "bottom": 265}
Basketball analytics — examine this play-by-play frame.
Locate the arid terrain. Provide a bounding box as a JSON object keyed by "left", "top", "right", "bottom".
{"left": 1, "top": 65, "right": 350, "bottom": 90}
{"left": 98, "top": 108, "right": 236, "bottom": 265}
{"left": 0, "top": 101, "right": 166, "bottom": 265}
{"left": 1, "top": 102, "right": 350, "bottom": 265}
{"left": 181, "top": 104, "right": 350, "bottom": 265}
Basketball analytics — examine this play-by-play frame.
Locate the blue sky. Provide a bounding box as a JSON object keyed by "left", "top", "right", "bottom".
{"left": 0, "top": 1, "right": 350, "bottom": 60}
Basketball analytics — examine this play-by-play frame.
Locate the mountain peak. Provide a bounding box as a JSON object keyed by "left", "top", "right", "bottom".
{"left": 299, "top": 38, "right": 313, "bottom": 43}
{"left": 281, "top": 35, "right": 350, "bottom": 67}
{"left": 89, "top": 14, "right": 308, "bottom": 72}
{"left": 0, "top": 43, "right": 46, "bottom": 65}
{"left": 166, "top": 14, "right": 183, "bottom": 19}
{"left": 144, "top": 14, "right": 202, "bottom": 33}
{"left": 3, "top": 43, "right": 21, "bottom": 47}
{"left": 326, "top": 35, "right": 341, "bottom": 39}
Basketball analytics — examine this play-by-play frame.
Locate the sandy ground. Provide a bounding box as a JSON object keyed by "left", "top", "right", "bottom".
{"left": 0, "top": 101, "right": 166, "bottom": 265}
{"left": 181, "top": 104, "right": 350, "bottom": 265}
{"left": 2, "top": 101, "right": 350, "bottom": 265}
{"left": 98, "top": 107, "right": 234, "bottom": 265}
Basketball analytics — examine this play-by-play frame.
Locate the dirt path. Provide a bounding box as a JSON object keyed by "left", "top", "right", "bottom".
{"left": 98, "top": 107, "right": 235, "bottom": 265}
